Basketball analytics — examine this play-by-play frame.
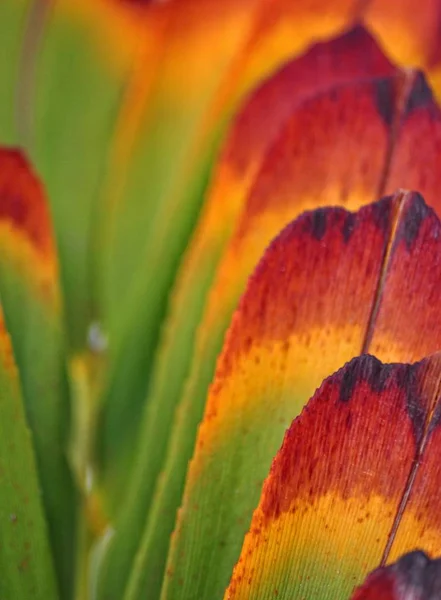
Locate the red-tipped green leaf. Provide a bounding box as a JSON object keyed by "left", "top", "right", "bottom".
{"left": 0, "top": 149, "right": 75, "bottom": 596}
{"left": 98, "top": 27, "right": 399, "bottom": 600}
{"left": 96, "top": 0, "right": 358, "bottom": 511}
{"left": 125, "top": 68, "right": 441, "bottom": 600}
{"left": 102, "top": 0, "right": 357, "bottom": 332}
{"left": 226, "top": 354, "right": 441, "bottom": 598}
{"left": 161, "top": 192, "right": 441, "bottom": 600}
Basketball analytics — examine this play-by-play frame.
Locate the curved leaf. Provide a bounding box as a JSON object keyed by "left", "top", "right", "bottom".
{"left": 365, "top": 0, "right": 441, "bottom": 98}
{"left": 161, "top": 192, "right": 441, "bottom": 599}
{"left": 226, "top": 354, "right": 441, "bottom": 598}
{"left": 98, "top": 26, "right": 399, "bottom": 599}
{"left": 97, "top": 0, "right": 358, "bottom": 504}
{"left": 126, "top": 67, "right": 441, "bottom": 599}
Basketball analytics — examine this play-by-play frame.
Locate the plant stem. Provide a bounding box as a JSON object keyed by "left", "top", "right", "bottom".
{"left": 69, "top": 351, "right": 107, "bottom": 600}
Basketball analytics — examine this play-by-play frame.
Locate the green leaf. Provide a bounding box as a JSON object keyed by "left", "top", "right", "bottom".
{"left": 0, "top": 0, "right": 29, "bottom": 144}
{"left": 0, "top": 149, "right": 75, "bottom": 597}
{"left": 0, "top": 309, "right": 58, "bottom": 598}
{"left": 96, "top": 0, "right": 360, "bottom": 509}
{"left": 25, "top": 1, "right": 134, "bottom": 349}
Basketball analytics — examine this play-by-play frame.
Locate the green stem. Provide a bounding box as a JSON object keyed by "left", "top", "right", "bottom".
{"left": 69, "top": 351, "right": 106, "bottom": 600}
{"left": 74, "top": 500, "right": 94, "bottom": 600}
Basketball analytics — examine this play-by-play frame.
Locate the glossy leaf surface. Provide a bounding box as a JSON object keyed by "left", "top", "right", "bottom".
{"left": 227, "top": 354, "right": 441, "bottom": 598}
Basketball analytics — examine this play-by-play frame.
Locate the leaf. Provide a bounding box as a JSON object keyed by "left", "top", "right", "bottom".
{"left": 96, "top": 27, "right": 399, "bottom": 599}
{"left": 365, "top": 0, "right": 441, "bottom": 99}
{"left": 160, "top": 191, "right": 441, "bottom": 600}
{"left": 96, "top": 0, "right": 359, "bottom": 506}
{"left": 124, "top": 66, "right": 441, "bottom": 600}
{"left": 0, "top": 0, "right": 29, "bottom": 144}
{"left": 23, "top": 0, "right": 150, "bottom": 348}
{"left": 225, "top": 353, "right": 441, "bottom": 598}
{"left": 383, "top": 72, "right": 441, "bottom": 195}
{"left": 101, "top": 0, "right": 358, "bottom": 330}
{"left": 0, "top": 309, "right": 58, "bottom": 599}
{"left": 0, "top": 149, "right": 75, "bottom": 596}
{"left": 351, "top": 551, "right": 441, "bottom": 599}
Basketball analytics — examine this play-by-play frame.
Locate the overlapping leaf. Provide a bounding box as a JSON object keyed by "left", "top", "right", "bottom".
{"left": 226, "top": 354, "right": 441, "bottom": 598}
{"left": 97, "top": 26, "right": 401, "bottom": 598}
{"left": 2, "top": 4, "right": 441, "bottom": 600}
{"left": 97, "top": 0, "right": 362, "bottom": 507}
{"left": 366, "top": 0, "right": 441, "bottom": 97}
{"left": 100, "top": 30, "right": 441, "bottom": 600}
{"left": 160, "top": 192, "right": 441, "bottom": 599}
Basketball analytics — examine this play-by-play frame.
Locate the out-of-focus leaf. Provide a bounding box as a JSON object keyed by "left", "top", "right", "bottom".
{"left": 25, "top": 0, "right": 152, "bottom": 349}
{"left": 351, "top": 552, "right": 441, "bottom": 600}
{"left": 97, "top": 0, "right": 358, "bottom": 505}
{"left": 0, "top": 149, "right": 75, "bottom": 597}
{"left": 97, "top": 26, "right": 401, "bottom": 600}
{"left": 0, "top": 310, "right": 58, "bottom": 599}
{"left": 226, "top": 354, "right": 441, "bottom": 598}
{"left": 101, "top": 0, "right": 358, "bottom": 325}
{"left": 121, "top": 66, "right": 441, "bottom": 600}
{"left": 160, "top": 192, "right": 441, "bottom": 599}
{"left": 0, "top": 0, "right": 29, "bottom": 143}
{"left": 365, "top": 0, "right": 441, "bottom": 99}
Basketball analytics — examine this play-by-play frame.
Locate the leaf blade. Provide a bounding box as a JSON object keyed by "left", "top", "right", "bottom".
{"left": 161, "top": 191, "right": 441, "bottom": 600}
{"left": 225, "top": 354, "right": 441, "bottom": 598}
{"left": 99, "top": 26, "right": 399, "bottom": 600}
{"left": 0, "top": 149, "right": 75, "bottom": 596}
{"left": 0, "top": 312, "right": 58, "bottom": 599}
{"left": 134, "top": 71, "right": 399, "bottom": 600}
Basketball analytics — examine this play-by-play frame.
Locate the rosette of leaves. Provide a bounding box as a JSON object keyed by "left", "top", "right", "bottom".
{"left": 2, "top": 1, "right": 441, "bottom": 599}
